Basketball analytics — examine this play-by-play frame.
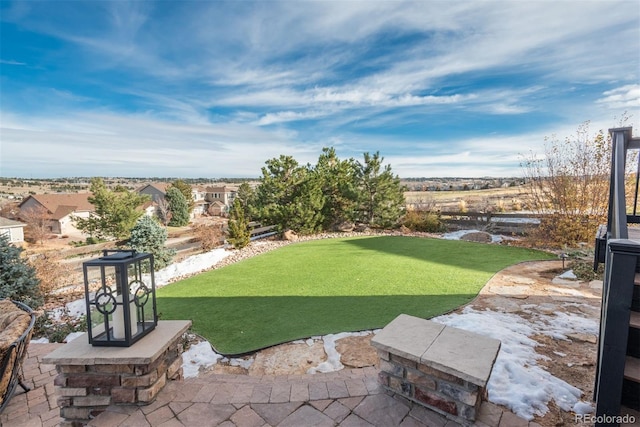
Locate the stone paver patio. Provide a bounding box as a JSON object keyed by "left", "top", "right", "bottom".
{"left": 1, "top": 343, "right": 546, "bottom": 427}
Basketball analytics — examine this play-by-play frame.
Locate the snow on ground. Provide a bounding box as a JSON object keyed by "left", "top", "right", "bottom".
{"left": 307, "top": 331, "right": 372, "bottom": 374}
{"left": 182, "top": 341, "right": 223, "bottom": 378}
{"left": 50, "top": 248, "right": 231, "bottom": 321}
{"left": 35, "top": 231, "right": 599, "bottom": 420}
{"left": 433, "top": 306, "right": 597, "bottom": 420}
{"left": 441, "top": 229, "right": 505, "bottom": 243}
{"left": 151, "top": 249, "right": 230, "bottom": 288}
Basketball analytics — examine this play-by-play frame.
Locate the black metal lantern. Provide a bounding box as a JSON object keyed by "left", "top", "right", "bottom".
{"left": 82, "top": 250, "right": 157, "bottom": 347}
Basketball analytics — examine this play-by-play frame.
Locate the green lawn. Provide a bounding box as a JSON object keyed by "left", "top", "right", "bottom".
{"left": 157, "top": 236, "right": 553, "bottom": 355}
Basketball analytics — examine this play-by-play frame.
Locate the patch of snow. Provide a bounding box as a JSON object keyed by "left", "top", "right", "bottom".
{"left": 557, "top": 270, "right": 578, "bottom": 280}
{"left": 49, "top": 248, "right": 233, "bottom": 322}
{"left": 573, "top": 401, "right": 595, "bottom": 415}
{"left": 30, "top": 337, "right": 50, "bottom": 344}
{"left": 434, "top": 306, "right": 592, "bottom": 421}
{"left": 151, "top": 248, "right": 231, "bottom": 288}
{"left": 553, "top": 351, "right": 566, "bottom": 357}
{"left": 230, "top": 357, "right": 254, "bottom": 369}
{"left": 182, "top": 341, "right": 223, "bottom": 378}
{"left": 307, "top": 333, "right": 346, "bottom": 374}
{"left": 441, "top": 229, "right": 504, "bottom": 243}
{"left": 51, "top": 298, "right": 88, "bottom": 321}
{"left": 307, "top": 331, "right": 371, "bottom": 374}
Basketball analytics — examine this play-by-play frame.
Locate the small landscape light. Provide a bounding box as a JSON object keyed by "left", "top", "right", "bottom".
{"left": 559, "top": 253, "right": 569, "bottom": 269}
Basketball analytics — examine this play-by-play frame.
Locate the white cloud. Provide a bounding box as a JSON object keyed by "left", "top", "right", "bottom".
{"left": 597, "top": 85, "right": 640, "bottom": 110}
{"left": 0, "top": 110, "right": 320, "bottom": 178}
{"left": 2, "top": 1, "right": 638, "bottom": 178}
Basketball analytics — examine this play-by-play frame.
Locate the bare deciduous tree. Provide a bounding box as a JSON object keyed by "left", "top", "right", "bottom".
{"left": 192, "top": 223, "right": 224, "bottom": 251}
{"left": 156, "top": 197, "right": 171, "bottom": 225}
{"left": 522, "top": 121, "right": 611, "bottom": 246}
{"left": 21, "top": 205, "right": 51, "bottom": 244}
{"left": 29, "top": 251, "right": 75, "bottom": 298}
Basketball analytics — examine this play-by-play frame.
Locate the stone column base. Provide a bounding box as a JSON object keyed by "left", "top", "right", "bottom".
{"left": 43, "top": 320, "right": 192, "bottom": 427}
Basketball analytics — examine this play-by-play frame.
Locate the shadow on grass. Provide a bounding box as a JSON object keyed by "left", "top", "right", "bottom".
{"left": 339, "top": 235, "right": 552, "bottom": 273}
{"left": 157, "top": 294, "right": 475, "bottom": 356}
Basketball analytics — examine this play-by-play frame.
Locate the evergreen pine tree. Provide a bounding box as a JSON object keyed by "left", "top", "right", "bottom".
{"left": 227, "top": 198, "right": 251, "bottom": 249}
{"left": 0, "top": 234, "right": 43, "bottom": 308}
{"left": 255, "top": 155, "right": 324, "bottom": 234}
{"left": 74, "top": 177, "right": 149, "bottom": 240}
{"left": 169, "top": 179, "right": 195, "bottom": 214}
{"left": 166, "top": 187, "right": 190, "bottom": 227}
{"left": 355, "top": 152, "right": 405, "bottom": 228}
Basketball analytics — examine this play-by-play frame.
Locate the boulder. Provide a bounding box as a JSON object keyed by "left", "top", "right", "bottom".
{"left": 460, "top": 231, "right": 493, "bottom": 243}
{"left": 283, "top": 229, "right": 298, "bottom": 241}
{"left": 354, "top": 223, "right": 371, "bottom": 233}
{"left": 334, "top": 221, "right": 355, "bottom": 232}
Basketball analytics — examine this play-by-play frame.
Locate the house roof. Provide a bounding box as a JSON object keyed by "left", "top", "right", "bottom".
{"left": 136, "top": 183, "right": 170, "bottom": 194}
{"left": 19, "top": 193, "right": 94, "bottom": 219}
{"left": 0, "top": 217, "right": 25, "bottom": 228}
{"left": 205, "top": 185, "right": 239, "bottom": 193}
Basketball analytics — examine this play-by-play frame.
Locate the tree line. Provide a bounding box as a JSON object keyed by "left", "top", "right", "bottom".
{"left": 227, "top": 148, "right": 405, "bottom": 247}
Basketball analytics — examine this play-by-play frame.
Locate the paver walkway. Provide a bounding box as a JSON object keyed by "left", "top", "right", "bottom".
{"left": 2, "top": 343, "right": 543, "bottom": 427}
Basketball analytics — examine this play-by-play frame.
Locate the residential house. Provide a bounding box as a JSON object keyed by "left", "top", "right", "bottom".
{"left": 0, "top": 217, "right": 26, "bottom": 244}
{"left": 191, "top": 186, "right": 208, "bottom": 217}
{"left": 18, "top": 193, "right": 94, "bottom": 235}
{"left": 136, "top": 183, "right": 170, "bottom": 203}
{"left": 137, "top": 183, "right": 207, "bottom": 219}
{"left": 205, "top": 185, "right": 238, "bottom": 216}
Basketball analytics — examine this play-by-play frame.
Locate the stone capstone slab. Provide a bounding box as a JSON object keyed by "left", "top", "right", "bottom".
{"left": 370, "top": 314, "right": 445, "bottom": 363}
{"left": 422, "top": 325, "right": 500, "bottom": 387}
{"left": 43, "top": 320, "right": 192, "bottom": 365}
{"left": 371, "top": 314, "right": 500, "bottom": 388}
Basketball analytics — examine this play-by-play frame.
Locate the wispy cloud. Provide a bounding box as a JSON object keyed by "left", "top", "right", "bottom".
{"left": 597, "top": 85, "right": 640, "bottom": 110}
{"left": 0, "top": 59, "right": 26, "bottom": 66}
{"left": 1, "top": 0, "right": 638, "bottom": 177}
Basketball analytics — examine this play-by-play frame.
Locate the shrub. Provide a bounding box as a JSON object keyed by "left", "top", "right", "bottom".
{"left": 522, "top": 121, "right": 610, "bottom": 248}
{"left": 29, "top": 252, "right": 74, "bottom": 297}
{"left": 193, "top": 223, "right": 224, "bottom": 251}
{"left": 569, "top": 258, "right": 604, "bottom": 282}
{"left": 529, "top": 213, "right": 601, "bottom": 248}
{"left": 401, "top": 210, "right": 445, "bottom": 232}
{"left": 0, "top": 234, "right": 43, "bottom": 308}
{"left": 33, "top": 309, "right": 87, "bottom": 343}
{"left": 128, "top": 216, "right": 175, "bottom": 271}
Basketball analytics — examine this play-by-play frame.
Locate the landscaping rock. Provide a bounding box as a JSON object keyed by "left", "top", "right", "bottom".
{"left": 283, "top": 230, "right": 298, "bottom": 241}
{"left": 334, "top": 221, "right": 355, "bottom": 232}
{"left": 248, "top": 341, "right": 326, "bottom": 375}
{"left": 335, "top": 335, "right": 378, "bottom": 368}
{"left": 460, "top": 231, "right": 492, "bottom": 243}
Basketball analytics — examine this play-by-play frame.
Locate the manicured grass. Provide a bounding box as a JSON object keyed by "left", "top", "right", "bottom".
{"left": 157, "top": 236, "right": 553, "bottom": 355}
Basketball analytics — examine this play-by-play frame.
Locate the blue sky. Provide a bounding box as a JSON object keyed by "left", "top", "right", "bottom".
{"left": 1, "top": 1, "right": 639, "bottom": 178}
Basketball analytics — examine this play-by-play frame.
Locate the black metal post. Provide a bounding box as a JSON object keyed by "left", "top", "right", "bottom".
{"left": 595, "top": 239, "right": 637, "bottom": 424}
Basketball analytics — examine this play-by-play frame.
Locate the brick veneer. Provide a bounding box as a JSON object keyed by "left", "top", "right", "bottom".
{"left": 371, "top": 314, "right": 500, "bottom": 426}
{"left": 43, "top": 320, "right": 191, "bottom": 427}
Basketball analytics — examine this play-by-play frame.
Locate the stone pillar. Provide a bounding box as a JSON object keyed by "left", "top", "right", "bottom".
{"left": 371, "top": 314, "right": 500, "bottom": 426}
{"left": 43, "top": 320, "right": 191, "bottom": 427}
